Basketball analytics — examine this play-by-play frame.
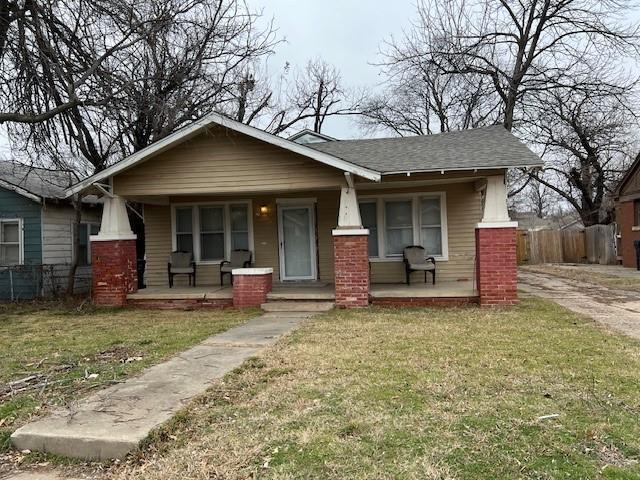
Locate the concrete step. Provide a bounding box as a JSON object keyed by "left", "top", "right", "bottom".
{"left": 261, "top": 301, "right": 335, "bottom": 313}
{"left": 266, "top": 291, "right": 335, "bottom": 301}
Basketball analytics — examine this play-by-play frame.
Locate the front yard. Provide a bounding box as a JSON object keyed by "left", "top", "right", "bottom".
{"left": 3, "top": 298, "right": 640, "bottom": 479}
{"left": 103, "top": 298, "right": 640, "bottom": 479}
{"left": 0, "top": 302, "right": 254, "bottom": 457}
{"left": 522, "top": 263, "right": 640, "bottom": 293}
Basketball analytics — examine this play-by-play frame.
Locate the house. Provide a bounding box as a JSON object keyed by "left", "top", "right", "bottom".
{"left": 65, "top": 114, "right": 542, "bottom": 307}
{"left": 615, "top": 156, "right": 640, "bottom": 268}
{"left": 0, "top": 162, "right": 101, "bottom": 300}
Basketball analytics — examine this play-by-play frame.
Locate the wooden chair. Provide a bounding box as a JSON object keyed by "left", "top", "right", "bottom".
{"left": 167, "top": 251, "right": 196, "bottom": 287}
{"left": 220, "top": 249, "right": 252, "bottom": 285}
{"left": 403, "top": 245, "right": 436, "bottom": 285}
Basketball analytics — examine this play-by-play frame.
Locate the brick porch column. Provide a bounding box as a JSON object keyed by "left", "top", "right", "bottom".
{"left": 476, "top": 226, "right": 517, "bottom": 306}
{"left": 91, "top": 195, "right": 138, "bottom": 306}
{"left": 232, "top": 268, "right": 273, "bottom": 308}
{"left": 333, "top": 230, "right": 370, "bottom": 307}
{"left": 475, "top": 175, "right": 518, "bottom": 306}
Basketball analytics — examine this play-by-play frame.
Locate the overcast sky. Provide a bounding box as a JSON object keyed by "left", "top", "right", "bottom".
{"left": 253, "top": 0, "right": 415, "bottom": 139}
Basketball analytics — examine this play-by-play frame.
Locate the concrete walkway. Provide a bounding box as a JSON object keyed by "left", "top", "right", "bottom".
{"left": 519, "top": 270, "right": 640, "bottom": 340}
{"left": 10, "top": 312, "right": 314, "bottom": 461}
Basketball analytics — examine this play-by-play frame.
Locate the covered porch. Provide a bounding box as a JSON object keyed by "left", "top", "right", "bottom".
{"left": 70, "top": 114, "right": 522, "bottom": 308}
{"left": 126, "top": 280, "right": 479, "bottom": 308}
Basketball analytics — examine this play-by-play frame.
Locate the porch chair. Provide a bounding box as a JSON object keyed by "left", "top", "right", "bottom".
{"left": 167, "top": 251, "right": 196, "bottom": 288}
{"left": 220, "top": 249, "right": 252, "bottom": 285}
{"left": 403, "top": 245, "right": 436, "bottom": 285}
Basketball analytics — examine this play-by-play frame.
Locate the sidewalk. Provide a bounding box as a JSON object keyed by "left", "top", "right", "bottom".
{"left": 9, "top": 312, "right": 313, "bottom": 462}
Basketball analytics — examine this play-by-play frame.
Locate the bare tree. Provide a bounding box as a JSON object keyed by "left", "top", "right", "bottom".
{"left": 0, "top": 0, "right": 183, "bottom": 126}
{"left": 524, "top": 77, "right": 639, "bottom": 226}
{"left": 264, "top": 58, "right": 362, "bottom": 135}
{"left": 385, "top": 0, "right": 639, "bottom": 132}
{"left": 5, "top": 0, "right": 277, "bottom": 292}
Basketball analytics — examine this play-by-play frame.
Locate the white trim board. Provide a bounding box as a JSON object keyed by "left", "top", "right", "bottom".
{"left": 65, "top": 113, "right": 381, "bottom": 197}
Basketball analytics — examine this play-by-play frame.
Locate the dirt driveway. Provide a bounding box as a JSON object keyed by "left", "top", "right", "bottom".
{"left": 519, "top": 269, "right": 640, "bottom": 340}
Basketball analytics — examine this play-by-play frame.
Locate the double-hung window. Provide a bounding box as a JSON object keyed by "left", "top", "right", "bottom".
{"left": 0, "top": 219, "right": 22, "bottom": 265}
{"left": 172, "top": 202, "right": 252, "bottom": 262}
{"left": 384, "top": 200, "right": 413, "bottom": 256}
{"left": 199, "top": 206, "right": 225, "bottom": 261}
{"left": 175, "top": 207, "right": 194, "bottom": 253}
{"left": 358, "top": 192, "right": 447, "bottom": 261}
{"left": 77, "top": 222, "right": 100, "bottom": 265}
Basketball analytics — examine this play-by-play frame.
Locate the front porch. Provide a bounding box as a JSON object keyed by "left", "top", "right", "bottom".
{"left": 126, "top": 281, "right": 479, "bottom": 309}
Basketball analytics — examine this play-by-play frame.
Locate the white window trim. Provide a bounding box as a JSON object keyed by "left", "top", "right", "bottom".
{"left": 358, "top": 191, "right": 449, "bottom": 262}
{"left": 171, "top": 200, "right": 254, "bottom": 265}
{"left": 0, "top": 218, "right": 24, "bottom": 265}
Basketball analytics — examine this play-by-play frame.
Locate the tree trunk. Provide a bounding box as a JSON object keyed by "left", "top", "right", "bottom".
{"left": 66, "top": 195, "right": 82, "bottom": 295}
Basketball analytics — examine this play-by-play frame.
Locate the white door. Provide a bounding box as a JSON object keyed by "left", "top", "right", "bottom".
{"left": 278, "top": 204, "right": 317, "bottom": 281}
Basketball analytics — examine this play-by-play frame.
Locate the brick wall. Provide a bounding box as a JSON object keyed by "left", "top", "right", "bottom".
{"left": 616, "top": 200, "right": 640, "bottom": 268}
{"left": 91, "top": 239, "right": 138, "bottom": 306}
{"left": 232, "top": 272, "right": 272, "bottom": 308}
{"left": 333, "top": 234, "right": 369, "bottom": 307}
{"left": 475, "top": 227, "right": 517, "bottom": 306}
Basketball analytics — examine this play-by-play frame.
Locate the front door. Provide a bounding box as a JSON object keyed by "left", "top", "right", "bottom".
{"left": 278, "top": 204, "right": 317, "bottom": 281}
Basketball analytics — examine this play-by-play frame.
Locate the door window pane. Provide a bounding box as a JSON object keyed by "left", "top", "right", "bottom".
{"left": 282, "top": 207, "right": 312, "bottom": 278}
{"left": 230, "top": 204, "right": 249, "bottom": 251}
{"left": 385, "top": 200, "right": 413, "bottom": 255}
{"left": 359, "top": 202, "right": 378, "bottom": 257}
{"left": 200, "top": 206, "right": 224, "bottom": 260}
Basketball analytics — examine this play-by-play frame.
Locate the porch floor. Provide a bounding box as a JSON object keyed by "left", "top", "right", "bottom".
{"left": 127, "top": 281, "right": 477, "bottom": 301}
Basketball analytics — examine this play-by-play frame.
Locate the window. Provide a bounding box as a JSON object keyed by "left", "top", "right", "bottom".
{"left": 358, "top": 192, "right": 448, "bottom": 261}
{"left": 199, "top": 206, "right": 224, "bottom": 260}
{"left": 172, "top": 202, "right": 252, "bottom": 262}
{"left": 175, "top": 207, "right": 194, "bottom": 253}
{"left": 634, "top": 200, "right": 640, "bottom": 227}
{"left": 359, "top": 202, "right": 378, "bottom": 257}
{"left": 420, "top": 197, "right": 442, "bottom": 256}
{"left": 230, "top": 204, "right": 249, "bottom": 250}
{"left": 385, "top": 200, "right": 413, "bottom": 256}
{"left": 0, "top": 219, "right": 22, "bottom": 265}
{"left": 77, "top": 222, "right": 100, "bottom": 266}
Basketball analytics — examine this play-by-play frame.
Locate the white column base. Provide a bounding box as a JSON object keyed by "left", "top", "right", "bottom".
{"left": 476, "top": 221, "right": 518, "bottom": 229}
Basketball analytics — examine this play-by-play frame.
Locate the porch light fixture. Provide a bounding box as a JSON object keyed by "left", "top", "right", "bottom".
{"left": 258, "top": 204, "right": 269, "bottom": 216}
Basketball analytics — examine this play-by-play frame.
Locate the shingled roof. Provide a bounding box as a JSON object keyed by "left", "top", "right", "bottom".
{"left": 0, "top": 161, "right": 80, "bottom": 201}
{"left": 308, "top": 125, "right": 542, "bottom": 174}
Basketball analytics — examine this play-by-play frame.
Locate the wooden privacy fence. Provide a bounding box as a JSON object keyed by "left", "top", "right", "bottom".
{"left": 516, "top": 225, "right": 617, "bottom": 265}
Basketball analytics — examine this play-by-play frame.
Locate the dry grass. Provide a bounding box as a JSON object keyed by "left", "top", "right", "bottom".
{"left": 0, "top": 301, "right": 255, "bottom": 457}
{"left": 104, "top": 299, "right": 640, "bottom": 479}
{"left": 523, "top": 264, "right": 640, "bottom": 293}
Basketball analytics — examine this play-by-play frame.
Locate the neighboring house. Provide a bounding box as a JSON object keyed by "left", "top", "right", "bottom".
{"left": 615, "top": 157, "right": 640, "bottom": 268}
{"left": 0, "top": 162, "right": 101, "bottom": 300}
{"left": 66, "top": 113, "right": 543, "bottom": 307}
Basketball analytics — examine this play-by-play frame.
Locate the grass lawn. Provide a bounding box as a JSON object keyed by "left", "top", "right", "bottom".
{"left": 0, "top": 302, "right": 254, "bottom": 454}
{"left": 523, "top": 264, "right": 640, "bottom": 293}
{"left": 108, "top": 298, "right": 640, "bottom": 480}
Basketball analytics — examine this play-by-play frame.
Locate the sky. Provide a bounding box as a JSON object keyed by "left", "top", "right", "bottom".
{"left": 252, "top": 0, "right": 416, "bottom": 139}
{"left": 0, "top": 0, "right": 414, "bottom": 157}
